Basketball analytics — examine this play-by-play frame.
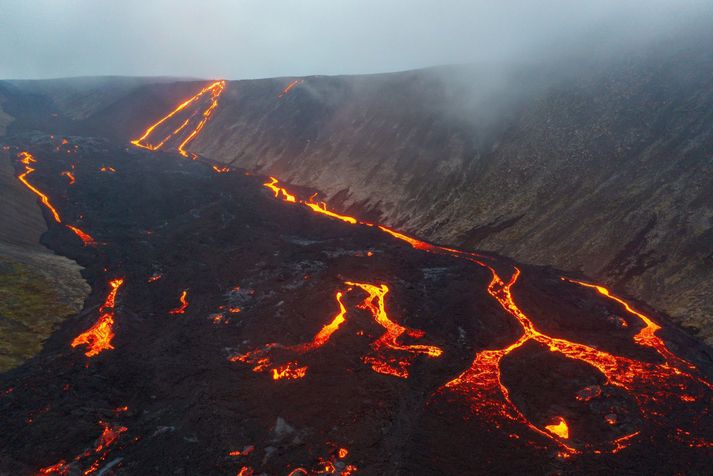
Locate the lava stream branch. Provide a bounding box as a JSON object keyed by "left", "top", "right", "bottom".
{"left": 231, "top": 283, "right": 442, "bottom": 380}
{"left": 123, "top": 83, "right": 712, "bottom": 459}
{"left": 562, "top": 278, "right": 700, "bottom": 373}
{"left": 346, "top": 281, "right": 443, "bottom": 378}
{"left": 66, "top": 225, "right": 95, "bottom": 246}
{"left": 278, "top": 79, "right": 304, "bottom": 98}
{"left": 37, "top": 419, "right": 128, "bottom": 475}
{"left": 60, "top": 170, "right": 75, "bottom": 185}
{"left": 168, "top": 290, "right": 189, "bottom": 315}
{"left": 230, "top": 291, "right": 348, "bottom": 380}
{"left": 130, "top": 80, "right": 226, "bottom": 158}
{"left": 16, "top": 151, "right": 96, "bottom": 247}
{"left": 17, "top": 151, "right": 61, "bottom": 223}
{"left": 259, "top": 175, "right": 713, "bottom": 455}
{"left": 71, "top": 279, "right": 125, "bottom": 357}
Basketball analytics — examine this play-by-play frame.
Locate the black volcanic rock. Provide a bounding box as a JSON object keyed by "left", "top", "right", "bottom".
{"left": 0, "top": 138, "right": 711, "bottom": 475}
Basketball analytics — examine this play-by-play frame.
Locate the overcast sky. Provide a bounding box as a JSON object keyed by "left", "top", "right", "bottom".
{"left": 0, "top": 0, "right": 710, "bottom": 80}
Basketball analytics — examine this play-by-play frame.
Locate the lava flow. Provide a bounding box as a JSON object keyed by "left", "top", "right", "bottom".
{"left": 37, "top": 420, "right": 128, "bottom": 475}
{"left": 66, "top": 225, "right": 95, "bottom": 246}
{"left": 562, "top": 278, "right": 699, "bottom": 371}
{"left": 264, "top": 176, "right": 297, "bottom": 202}
{"left": 17, "top": 151, "right": 62, "bottom": 223}
{"left": 168, "top": 290, "right": 189, "bottom": 315}
{"left": 259, "top": 174, "right": 713, "bottom": 455}
{"left": 212, "top": 164, "right": 231, "bottom": 173}
{"left": 346, "top": 281, "right": 443, "bottom": 378}
{"left": 17, "top": 151, "right": 96, "bottom": 246}
{"left": 131, "top": 80, "right": 226, "bottom": 158}
{"left": 278, "top": 79, "right": 304, "bottom": 98}
{"left": 545, "top": 417, "right": 570, "bottom": 439}
{"left": 60, "top": 170, "right": 75, "bottom": 185}
{"left": 232, "top": 283, "right": 442, "bottom": 379}
{"left": 230, "top": 291, "right": 348, "bottom": 379}
{"left": 117, "top": 84, "right": 713, "bottom": 464}
{"left": 71, "top": 279, "right": 124, "bottom": 357}
{"left": 264, "top": 177, "right": 358, "bottom": 224}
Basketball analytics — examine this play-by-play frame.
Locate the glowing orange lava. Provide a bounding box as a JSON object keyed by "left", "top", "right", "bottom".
{"left": 346, "top": 281, "right": 442, "bottom": 378}
{"left": 272, "top": 361, "right": 308, "bottom": 380}
{"left": 232, "top": 283, "right": 442, "bottom": 379}
{"left": 99, "top": 166, "right": 116, "bottom": 173}
{"left": 545, "top": 417, "right": 570, "bottom": 439}
{"left": 263, "top": 177, "right": 363, "bottom": 225}
{"left": 122, "top": 83, "right": 712, "bottom": 459}
{"left": 61, "top": 170, "right": 76, "bottom": 185}
{"left": 305, "top": 193, "right": 358, "bottom": 224}
{"left": 264, "top": 177, "right": 297, "bottom": 202}
{"left": 213, "top": 165, "right": 231, "bottom": 173}
{"left": 293, "top": 291, "right": 348, "bottom": 353}
{"left": 17, "top": 152, "right": 97, "bottom": 246}
{"left": 168, "top": 290, "right": 189, "bottom": 315}
{"left": 37, "top": 461, "right": 69, "bottom": 475}
{"left": 228, "top": 445, "right": 254, "bottom": 457}
{"left": 131, "top": 80, "right": 226, "bottom": 158}
{"left": 36, "top": 420, "right": 127, "bottom": 475}
{"left": 562, "top": 278, "right": 697, "bottom": 371}
{"left": 278, "top": 79, "right": 304, "bottom": 98}
{"left": 230, "top": 291, "right": 348, "bottom": 378}
{"left": 16, "top": 151, "right": 62, "bottom": 223}
{"left": 260, "top": 175, "right": 713, "bottom": 455}
{"left": 71, "top": 279, "right": 124, "bottom": 357}
{"left": 66, "top": 225, "right": 95, "bottom": 246}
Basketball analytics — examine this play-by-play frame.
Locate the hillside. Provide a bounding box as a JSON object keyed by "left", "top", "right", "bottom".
{"left": 1, "top": 30, "right": 711, "bottom": 347}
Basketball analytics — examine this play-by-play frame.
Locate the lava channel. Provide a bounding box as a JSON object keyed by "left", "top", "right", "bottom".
{"left": 131, "top": 80, "right": 226, "bottom": 159}
{"left": 17, "top": 151, "right": 96, "bottom": 246}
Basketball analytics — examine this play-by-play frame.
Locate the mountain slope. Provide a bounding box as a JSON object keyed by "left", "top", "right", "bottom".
{"left": 1, "top": 32, "right": 712, "bottom": 347}
{"left": 183, "top": 33, "right": 713, "bottom": 345}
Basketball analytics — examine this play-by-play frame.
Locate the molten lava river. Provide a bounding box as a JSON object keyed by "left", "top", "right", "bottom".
{"left": 0, "top": 81, "right": 711, "bottom": 475}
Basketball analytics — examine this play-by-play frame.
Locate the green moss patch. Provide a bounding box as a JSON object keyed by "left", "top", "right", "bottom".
{"left": 0, "top": 258, "right": 76, "bottom": 371}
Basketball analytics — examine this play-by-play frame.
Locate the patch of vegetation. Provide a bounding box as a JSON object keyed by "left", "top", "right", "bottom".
{"left": 0, "top": 258, "right": 76, "bottom": 371}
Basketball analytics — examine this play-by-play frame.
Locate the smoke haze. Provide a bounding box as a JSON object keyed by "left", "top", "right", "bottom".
{"left": 0, "top": 0, "right": 711, "bottom": 79}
